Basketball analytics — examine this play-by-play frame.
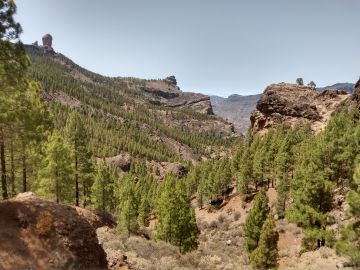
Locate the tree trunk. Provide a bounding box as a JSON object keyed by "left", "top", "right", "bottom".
{"left": 102, "top": 184, "right": 105, "bottom": 211}
{"left": 83, "top": 179, "right": 87, "bottom": 208}
{"left": 0, "top": 129, "right": 8, "bottom": 199}
{"left": 75, "top": 152, "right": 79, "bottom": 206}
{"left": 56, "top": 169, "right": 59, "bottom": 203}
{"left": 22, "top": 153, "right": 27, "bottom": 192}
{"left": 10, "top": 138, "right": 15, "bottom": 196}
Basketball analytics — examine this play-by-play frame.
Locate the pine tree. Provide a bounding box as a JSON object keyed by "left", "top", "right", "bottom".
{"left": 91, "top": 161, "right": 116, "bottom": 212}
{"left": 66, "top": 112, "right": 94, "bottom": 206}
{"left": 174, "top": 180, "right": 198, "bottom": 253}
{"left": 38, "top": 131, "right": 73, "bottom": 203}
{"left": 335, "top": 158, "right": 360, "bottom": 266}
{"left": 117, "top": 175, "right": 139, "bottom": 236}
{"left": 250, "top": 214, "right": 279, "bottom": 269}
{"left": 0, "top": 0, "right": 29, "bottom": 199}
{"left": 244, "top": 188, "right": 270, "bottom": 254}
{"left": 156, "top": 175, "right": 198, "bottom": 252}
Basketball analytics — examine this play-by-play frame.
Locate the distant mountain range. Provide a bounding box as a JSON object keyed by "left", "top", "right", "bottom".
{"left": 317, "top": 83, "right": 355, "bottom": 93}
{"left": 211, "top": 82, "right": 355, "bottom": 134}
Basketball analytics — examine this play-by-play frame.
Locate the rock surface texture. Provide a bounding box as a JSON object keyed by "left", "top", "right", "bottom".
{"left": 0, "top": 192, "right": 109, "bottom": 270}
{"left": 250, "top": 83, "right": 351, "bottom": 134}
{"left": 42, "top": 33, "right": 53, "bottom": 48}
{"left": 139, "top": 77, "right": 214, "bottom": 114}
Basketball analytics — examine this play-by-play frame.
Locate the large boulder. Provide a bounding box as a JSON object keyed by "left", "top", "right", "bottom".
{"left": 250, "top": 83, "right": 350, "bottom": 134}
{"left": 0, "top": 193, "right": 108, "bottom": 269}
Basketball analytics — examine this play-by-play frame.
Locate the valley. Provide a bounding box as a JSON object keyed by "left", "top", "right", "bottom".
{"left": 1, "top": 1, "right": 360, "bottom": 270}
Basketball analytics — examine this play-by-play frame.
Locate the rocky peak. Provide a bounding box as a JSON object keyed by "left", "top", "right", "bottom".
{"left": 250, "top": 83, "right": 350, "bottom": 134}
{"left": 42, "top": 33, "right": 53, "bottom": 48}
{"left": 352, "top": 78, "right": 360, "bottom": 107}
{"left": 164, "top": 75, "right": 177, "bottom": 86}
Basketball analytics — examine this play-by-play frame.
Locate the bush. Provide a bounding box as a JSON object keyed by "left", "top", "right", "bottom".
{"left": 303, "top": 229, "right": 335, "bottom": 251}
{"left": 209, "top": 220, "right": 218, "bottom": 229}
{"left": 217, "top": 214, "right": 226, "bottom": 224}
{"left": 233, "top": 211, "right": 241, "bottom": 221}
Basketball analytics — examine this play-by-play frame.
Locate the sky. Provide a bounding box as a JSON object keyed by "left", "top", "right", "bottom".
{"left": 15, "top": 0, "right": 360, "bottom": 97}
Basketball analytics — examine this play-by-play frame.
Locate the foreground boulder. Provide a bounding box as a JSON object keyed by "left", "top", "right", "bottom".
{"left": 0, "top": 192, "right": 108, "bottom": 270}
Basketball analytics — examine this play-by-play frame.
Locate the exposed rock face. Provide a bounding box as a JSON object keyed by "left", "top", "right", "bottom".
{"left": 42, "top": 33, "right": 53, "bottom": 48}
{"left": 211, "top": 94, "right": 260, "bottom": 134}
{"left": 0, "top": 192, "right": 108, "bottom": 269}
{"left": 352, "top": 78, "right": 360, "bottom": 107}
{"left": 251, "top": 83, "right": 350, "bottom": 134}
{"left": 141, "top": 77, "right": 214, "bottom": 114}
{"left": 147, "top": 160, "right": 188, "bottom": 180}
{"left": 165, "top": 75, "right": 177, "bottom": 85}
{"left": 96, "top": 152, "right": 131, "bottom": 174}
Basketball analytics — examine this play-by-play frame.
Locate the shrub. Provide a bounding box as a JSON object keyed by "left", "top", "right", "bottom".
{"left": 303, "top": 228, "right": 335, "bottom": 251}
{"left": 209, "top": 220, "right": 218, "bottom": 229}
{"left": 217, "top": 214, "right": 226, "bottom": 224}
{"left": 233, "top": 211, "right": 241, "bottom": 221}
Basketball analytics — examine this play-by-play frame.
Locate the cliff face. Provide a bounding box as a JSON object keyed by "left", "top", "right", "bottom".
{"left": 141, "top": 79, "right": 214, "bottom": 114}
{"left": 250, "top": 83, "right": 351, "bottom": 134}
{"left": 211, "top": 94, "right": 260, "bottom": 134}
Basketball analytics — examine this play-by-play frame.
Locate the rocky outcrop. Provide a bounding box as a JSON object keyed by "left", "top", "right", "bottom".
{"left": 351, "top": 78, "right": 360, "bottom": 107}
{"left": 147, "top": 160, "right": 188, "bottom": 180}
{"left": 96, "top": 152, "right": 131, "bottom": 174}
{"left": 141, "top": 77, "right": 214, "bottom": 114}
{"left": 164, "top": 75, "right": 177, "bottom": 85}
{"left": 0, "top": 192, "right": 108, "bottom": 270}
{"left": 42, "top": 33, "right": 53, "bottom": 48}
{"left": 251, "top": 83, "right": 350, "bottom": 134}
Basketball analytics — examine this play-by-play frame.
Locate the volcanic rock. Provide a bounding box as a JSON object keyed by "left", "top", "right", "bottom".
{"left": 42, "top": 33, "right": 53, "bottom": 48}
{"left": 250, "top": 83, "right": 350, "bottom": 134}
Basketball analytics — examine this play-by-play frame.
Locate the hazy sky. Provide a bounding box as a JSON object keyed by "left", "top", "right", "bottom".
{"left": 15, "top": 0, "right": 360, "bottom": 97}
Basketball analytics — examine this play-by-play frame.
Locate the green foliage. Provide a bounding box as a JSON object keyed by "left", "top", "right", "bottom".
{"left": 156, "top": 175, "right": 198, "bottom": 253}
{"left": 244, "top": 188, "right": 269, "bottom": 254}
{"left": 66, "top": 112, "right": 94, "bottom": 206}
{"left": 117, "top": 175, "right": 139, "bottom": 236}
{"left": 303, "top": 228, "right": 335, "bottom": 250}
{"left": 38, "top": 131, "right": 73, "bottom": 203}
{"left": 91, "top": 161, "right": 116, "bottom": 212}
{"left": 296, "top": 78, "right": 304, "bottom": 85}
{"left": 307, "top": 81, "right": 316, "bottom": 90}
{"left": 250, "top": 214, "right": 279, "bottom": 269}
{"left": 287, "top": 110, "right": 360, "bottom": 231}
{"left": 335, "top": 158, "right": 360, "bottom": 266}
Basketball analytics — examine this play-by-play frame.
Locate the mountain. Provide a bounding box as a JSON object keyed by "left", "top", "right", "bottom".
{"left": 211, "top": 94, "right": 261, "bottom": 134}
{"left": 25, "top": 44, "right": 238, "bottom": 177}
{"left": 318, "top": 82, "right": 355, "bottom": 93}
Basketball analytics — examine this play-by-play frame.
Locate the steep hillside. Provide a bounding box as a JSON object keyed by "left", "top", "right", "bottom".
{"left": 250, "top": 83, "right": 351, "bottom": 134}
{"left": 211, "top": 94, "right": 261, "bottom": 134}
{"left": 25, "top": 44, "right": 237, "bottom": 170}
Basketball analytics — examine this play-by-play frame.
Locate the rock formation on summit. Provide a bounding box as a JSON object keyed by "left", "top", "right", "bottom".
{"left": 250, "top": 83, "right": 351, "bottom": 134}
{"left": 42, "top": 33, "right": 53, "bottom": 48}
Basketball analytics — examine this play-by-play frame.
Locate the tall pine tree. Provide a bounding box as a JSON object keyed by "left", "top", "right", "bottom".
{"left": 244, "top": 188, "right": 269, "bottom": 254}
